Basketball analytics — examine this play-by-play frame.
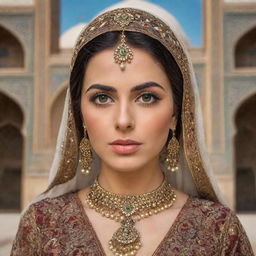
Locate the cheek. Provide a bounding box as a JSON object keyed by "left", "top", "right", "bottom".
{"left": 81, "top": 101, "right": 96, "bottom": 133}
{"left": 80, "top": 102, "right": 109, "bottom": 140}
{"left": 140, "top": 104, "right": 174, "bottom": 135}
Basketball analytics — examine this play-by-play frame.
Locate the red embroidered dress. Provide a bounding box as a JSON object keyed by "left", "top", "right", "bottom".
{"left": 11, "top": 192, "right": 254, "bottom": 256}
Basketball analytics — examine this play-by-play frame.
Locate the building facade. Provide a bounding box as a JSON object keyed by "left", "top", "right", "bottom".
{"left": 0, "top": 0, "right": 255, "bottom": 211}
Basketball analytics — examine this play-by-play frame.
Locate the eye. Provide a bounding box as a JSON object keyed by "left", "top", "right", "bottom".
{"left": 90, "top": 93, "right": 113, "bottom": 105}
{"left": 136, "top": 92, "right": 160, "bottom": 104}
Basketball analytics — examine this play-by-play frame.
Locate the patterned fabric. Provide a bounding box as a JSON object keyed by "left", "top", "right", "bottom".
{"left": 11, "top": 192, "right": 254, "bottom": 256}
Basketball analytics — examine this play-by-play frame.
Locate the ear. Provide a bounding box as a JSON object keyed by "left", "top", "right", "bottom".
{"left": 169, "top": 114, "right": 177, "bottom": 130}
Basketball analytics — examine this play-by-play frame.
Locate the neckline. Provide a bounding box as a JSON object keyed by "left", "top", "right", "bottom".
{"left": 151, "top": 195, "right": 191, "bottom": 256}
{"left": 75, "top": 191, "right": 191, "bottom": 256}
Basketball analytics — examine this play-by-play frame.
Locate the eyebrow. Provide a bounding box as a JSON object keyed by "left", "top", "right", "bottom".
{"left": 85, "top": 81, "right": 166, "bottom": 93}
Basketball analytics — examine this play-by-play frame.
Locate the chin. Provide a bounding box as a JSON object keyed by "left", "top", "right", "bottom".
{"left": 102, "top": 157, "right": 150, "bottom": 173}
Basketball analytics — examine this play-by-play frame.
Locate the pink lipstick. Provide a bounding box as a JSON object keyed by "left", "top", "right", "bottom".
{"left": 109, "top": 139, "right": 142, "bottom": 154}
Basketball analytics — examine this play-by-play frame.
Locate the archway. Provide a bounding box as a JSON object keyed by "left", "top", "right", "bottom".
{"left": 50, "top": 87, "right": 66, "bottom": 147}
{"left": 0, "top": 25, "right": 24, "bottom": 68}
{"left": 235, "top": 27, "right": 256, "bottom": 68}
{"left": 235, "top": 93, "right": 256, "bottom": 212}
{"left": 0, "top": 92, "right": 24, "bottom": 211}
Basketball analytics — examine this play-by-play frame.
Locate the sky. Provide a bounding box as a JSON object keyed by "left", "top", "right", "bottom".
{"left": 60, "top": 0, "right": 202, "bottom": 47}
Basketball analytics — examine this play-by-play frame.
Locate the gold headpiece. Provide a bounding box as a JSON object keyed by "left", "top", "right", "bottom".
{"left": 113, "top": 12, "right": 134, "bottom": 71}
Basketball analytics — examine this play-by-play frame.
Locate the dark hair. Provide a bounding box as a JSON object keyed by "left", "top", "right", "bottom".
{"left": 70, "top": 31, "right": 183, "bottom": 142}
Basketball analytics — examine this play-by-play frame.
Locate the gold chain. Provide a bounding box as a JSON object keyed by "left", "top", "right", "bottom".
{"left": 85, "top": 178, "right": 176, "bottom": 256}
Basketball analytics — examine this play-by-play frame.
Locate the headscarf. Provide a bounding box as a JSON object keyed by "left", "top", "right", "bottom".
{"left": 30, "top": 2, "right": 225, "bottom": 207}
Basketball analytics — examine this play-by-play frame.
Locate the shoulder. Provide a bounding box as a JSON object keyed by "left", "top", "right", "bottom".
{"left": 165, "top": 195, "right": 235, "bottom": 242}
{"left": 187, "top": 197, "right": 231, "bottom": 214}
{"left": 23, "top": 192, "right": 80, "bottom": 228}
{"left": 185, "top": 198, "right": 254, "bottom": 255}
{"left": 30, "top": 191, "right": 78, "bottom": 211}
{"left": 162, "top": 198, "right": 254, "bottom": 255}
{"left": 27, "top": 191, "right": 78, "bottom": 214}
{"left": 182, "top": 197, "right": 234, "bottom": 228}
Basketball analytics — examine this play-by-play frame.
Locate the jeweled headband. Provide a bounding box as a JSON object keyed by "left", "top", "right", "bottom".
{"left": 71, "top": 8, "right": 187, "bottom": 70}
{"left": 48, "top": 8, "right": 218, "bottom": 202}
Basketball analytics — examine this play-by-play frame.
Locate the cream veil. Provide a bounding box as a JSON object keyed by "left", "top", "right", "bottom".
{"left": 31, "top": 1, "right": 225, "bottom": 206}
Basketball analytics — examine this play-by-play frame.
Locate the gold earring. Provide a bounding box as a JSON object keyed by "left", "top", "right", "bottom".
{"left": 166, "top": 129, "right": 180, "bottom": 172}
{"left": 79, "top": 126, "right": 93, "bottom": 175}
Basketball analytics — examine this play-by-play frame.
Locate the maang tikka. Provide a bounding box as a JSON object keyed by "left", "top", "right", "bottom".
{"left": 114, "top": 31, "right": 133, "bottom": 71}
{"left": 113, "top": 12, "right": 134, "bottom": 71}
{"left": 166, "top": 129, "right": 180, "bottom": 172}
{"left": 79, "top": 125, "right": 93, "bottom": 175}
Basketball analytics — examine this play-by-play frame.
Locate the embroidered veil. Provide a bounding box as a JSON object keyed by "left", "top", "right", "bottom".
{"left": 30, "top": 1, "right": 225, "bottom": 207}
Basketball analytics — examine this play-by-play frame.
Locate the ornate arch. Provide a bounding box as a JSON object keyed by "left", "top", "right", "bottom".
{"left": 234, "top": 93, "right": 256, "bottom": 211}
{"left": 50, "top": 82, "right": 68, "bottom": 147}
{"left": 0, "top": 89, "right": 26, "bottom": 132}
{"left": 0, "top": 24, "right": 25, "bottom": 68}
{"left": 0, "top": 92, "right": 24, "bottom": 211}
{"left": 234, "top": 26, "right": 256, "bottom": 68}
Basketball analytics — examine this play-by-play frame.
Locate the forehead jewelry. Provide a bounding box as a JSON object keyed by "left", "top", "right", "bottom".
{"left": 114, "top": 31, "right": 133, "bottom": 71}
{"left": 113, "top": 12, "right": 134, "bottom": 71}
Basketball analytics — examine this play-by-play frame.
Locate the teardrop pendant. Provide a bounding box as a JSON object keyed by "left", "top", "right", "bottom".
{"left": 109, "top": 217, "right": 141, "bottom": 256}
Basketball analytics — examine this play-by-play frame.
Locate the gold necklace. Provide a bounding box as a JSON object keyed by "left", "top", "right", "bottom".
{"left": 85, "top": 178, "right": 176, "bottom": 256}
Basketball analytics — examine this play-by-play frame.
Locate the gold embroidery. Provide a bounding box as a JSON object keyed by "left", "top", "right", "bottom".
{"left": 11, "top": 196, "right": 254, "bottom": 255}
{"left": 46, "top": 99, "right": 79, "bottom": 191}
{"left": 228, "top": 224, "right": 238, "bottom": 236}
{"left": 114, "top": 11, "right": 134, "bottom": 27}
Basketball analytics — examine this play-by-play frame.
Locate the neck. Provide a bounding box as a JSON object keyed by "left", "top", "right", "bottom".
{"left": 98, "top": 158, "right": 164, "bottom": 195}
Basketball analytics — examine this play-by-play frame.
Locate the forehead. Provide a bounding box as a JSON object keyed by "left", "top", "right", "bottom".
{"left": 83, "top": 47, "right": 171, "bottom": 92}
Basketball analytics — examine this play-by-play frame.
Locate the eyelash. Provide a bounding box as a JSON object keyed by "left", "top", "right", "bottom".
{"left": 137, "top": 92, "right": 161, "bottom": 105}
{"left": 89, "top": 92, "right": 161, "bottom": 106}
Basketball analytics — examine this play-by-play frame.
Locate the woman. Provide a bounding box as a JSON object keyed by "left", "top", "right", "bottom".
{"left": 11, "top": 4, "right": 254, "bottom": 256}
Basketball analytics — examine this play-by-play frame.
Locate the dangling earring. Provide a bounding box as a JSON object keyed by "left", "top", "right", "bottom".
{"left": 166, "top": 129, "right": 180, "bottom": 172}
{"left": 79, "top": 125, "right": 93, "bottom": 175}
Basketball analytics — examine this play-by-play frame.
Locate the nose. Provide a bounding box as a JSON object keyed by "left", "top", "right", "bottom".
{"left": 115, "top": 101, "right": 135, "bottom": 132}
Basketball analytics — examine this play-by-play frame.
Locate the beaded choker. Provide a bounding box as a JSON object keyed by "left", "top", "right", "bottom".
{"left": 85, "top": 178, "right": 176, "bottom": 256}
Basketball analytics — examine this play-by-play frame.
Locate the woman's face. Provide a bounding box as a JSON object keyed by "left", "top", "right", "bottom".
{"left": 81, "top": 47, "right": 176, "bottom": 172}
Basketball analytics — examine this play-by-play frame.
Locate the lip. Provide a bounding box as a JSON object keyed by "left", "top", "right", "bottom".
{"left": 109, "top": 139, "right": 142, "bottom": 145}
{"left": 109, "top": 139, "right": 142, "bottom": 154}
